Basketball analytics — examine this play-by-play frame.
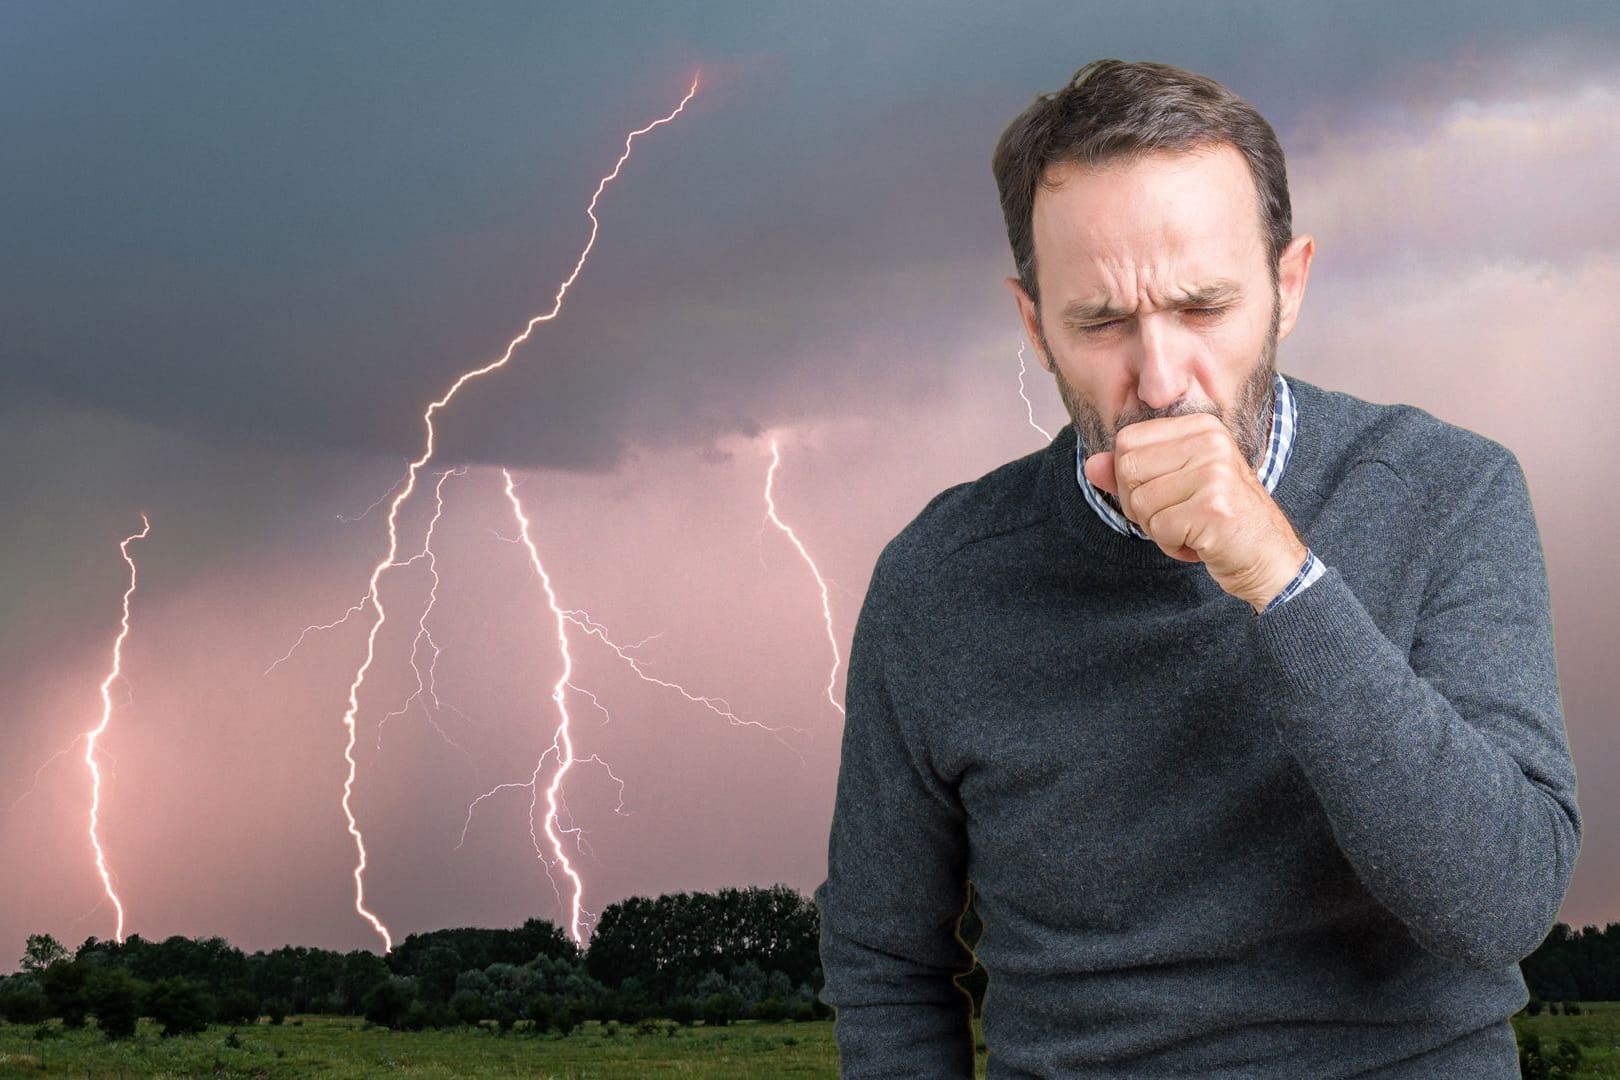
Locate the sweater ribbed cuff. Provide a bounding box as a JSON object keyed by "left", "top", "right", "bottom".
{"left": 1251, "top": 564, "right": 1399, "bottom": 700}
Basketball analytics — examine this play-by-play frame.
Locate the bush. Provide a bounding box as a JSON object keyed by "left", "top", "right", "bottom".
{"left": 700, "top": 991, "right": 736, "bottom": 1027}
{"left": 264, "top": 998, "right": 289, "bottom": 1025}
{"left": 1524, "top": 999, "right": 1543, "bottom": 1017}
{"left": 554, "top": 997, "right": 586, "bottom": 1037}
{"left": 0, "top": 985, "right": 50, "bottom": 1025}
{"left": 83, "top": 968, "right": 145, "bottom": 1041}
{"left": 666, "top": 995, "right": 697, "bottom": 1026}
{"left": 402, "top": 1000, "right": 433, "bottom": 1032}
{"left": 215, "top": 987, "right": 260, "bottom": 1026}
{"left": 363, "top": 977, "right": 418, "bottom": 1030}
{"left": 40, "top": 961, "right": 88, "bottom": 1028}
{"left": 1519, "top": 1032, "right": 1584, "bottom": 1080}
{"left": 148, "top": 977, "right": 214, "bottom": 1037}
{"left": 525, "top": 994, "right": 554, "bottom": 1035}
{"left": 449, "top": 989, "right": 485, "bottom": 1026}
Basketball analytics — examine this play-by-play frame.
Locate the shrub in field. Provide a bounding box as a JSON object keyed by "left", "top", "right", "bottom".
{"left": 700, "top": 991, "right": 736, "bottom": 1027}
{"left": 40, "top": 961, "right": 89, "bottom": 1029}
{"left": 555, "top": 996, "right": 587, "bottom": 1036}
{"left": 1518, "top": 1032, "right": 1584, "bottom": 1080}
{"left": 450, "top": 989, "right": 485, "bottom": 1026}
{"left": 83, "top": 967, "right": 146, "bottom": 1040}
{"left": 264, "top": 998, "right": 289, "bottom": 1025}
{"left": 525, "top": 993, "right": 554, "bottom": 1034}
{"left": 402, "top": 999, "right": 434, "bottom": 1031}
{"left": 1524, "top": 999, "right": 1543, "bottom": 1016}
{"left": 147, "top": 976, "right": 214, "bottom": 1037}
{"left": 0, "top": 981, "right": 50, "bottom": 1024}
{"left": 363, "top": 976, "right": 419, "bottom": 1030}
{"left": 215, "top": 987, "right": 261, "bottom": 1026}
{"left": 666, "top": 995, "right": 697, "bottom": 1026}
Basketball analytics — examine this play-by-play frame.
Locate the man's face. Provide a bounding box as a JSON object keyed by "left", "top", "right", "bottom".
{"left": 1008, "top": 143, "right": 1313, "bottom": 515}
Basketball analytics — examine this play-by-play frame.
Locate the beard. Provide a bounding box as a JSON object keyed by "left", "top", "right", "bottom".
{"left": 1038, "top": 291, "right": 1281, "bottom": 519}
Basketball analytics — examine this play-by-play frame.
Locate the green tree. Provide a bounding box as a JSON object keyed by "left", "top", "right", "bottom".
{"left": 19, "top": 934, "right": 69, "bottom": 975}
{"left": 339, "top": 950, "right": 390, "bottom": 1014}
{"left": 414, "top": 944, "right": 462, "bottom": 1005}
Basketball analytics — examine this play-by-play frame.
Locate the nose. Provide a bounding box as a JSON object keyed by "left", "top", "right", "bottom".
{"left": 1131, "top": 312, "right": 1197, "bottom": 414}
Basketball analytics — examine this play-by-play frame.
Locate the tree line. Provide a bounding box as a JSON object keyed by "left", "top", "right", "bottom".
{"left": 1, "top": 878, "right": 1610, "bottom": 1043}
{"left": 0, "top": 883, "right": 830, "bottom": 1038}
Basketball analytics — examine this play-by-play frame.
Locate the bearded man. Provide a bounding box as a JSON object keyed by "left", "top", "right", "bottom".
{"left": 813, "top": 58, "right": 1580, "bottom": 1079}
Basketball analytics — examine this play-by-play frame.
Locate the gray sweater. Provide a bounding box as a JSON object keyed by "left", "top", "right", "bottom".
{"left": 813, "top": 374, "right": 1581, "bottom": 1078}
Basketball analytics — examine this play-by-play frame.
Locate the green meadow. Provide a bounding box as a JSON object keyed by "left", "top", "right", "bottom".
{"left": 2, "top": 1006, "right": 1616, "bottom": 1078}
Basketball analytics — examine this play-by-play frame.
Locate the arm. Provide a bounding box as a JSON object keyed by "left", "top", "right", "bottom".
{"left": 813, "top": 554, "right": 976, "bottom": 1077}
{"left": 1250, "top": 449, "right": 1581, "bottom": 970}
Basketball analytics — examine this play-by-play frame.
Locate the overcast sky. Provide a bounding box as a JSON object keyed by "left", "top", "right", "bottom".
{"left": 2, "top": 0, "right": 1616, "bottom": 960}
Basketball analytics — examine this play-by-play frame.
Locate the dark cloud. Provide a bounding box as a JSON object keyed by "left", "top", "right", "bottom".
{"left": 3, "top": 1, "right": 1618, "bottom": 473}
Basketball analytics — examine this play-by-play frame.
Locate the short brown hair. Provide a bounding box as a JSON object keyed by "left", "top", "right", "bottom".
{"left": 991, "top": 59, "right": 1293, "bottom": 307}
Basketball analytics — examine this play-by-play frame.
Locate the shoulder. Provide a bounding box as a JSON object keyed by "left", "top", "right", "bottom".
{"left": 1290, "top": 375, "right": 1521, "bottom": 515}
{"left": 870, "top": 440, "right": 1055, "bottom": 597}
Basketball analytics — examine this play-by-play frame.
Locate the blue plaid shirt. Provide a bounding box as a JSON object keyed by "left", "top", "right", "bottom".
{"left": 1075, "top": 372, "right": 1325, "bottom": 615}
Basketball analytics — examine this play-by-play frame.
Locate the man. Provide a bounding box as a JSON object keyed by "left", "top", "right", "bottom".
{"left": 812, "top": 59, "right": 1581, "bottom": 1078}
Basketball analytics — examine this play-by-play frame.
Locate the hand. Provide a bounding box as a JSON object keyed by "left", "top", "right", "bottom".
{"left": 1083, "top": 413, "right": 1309, "bottom": 612}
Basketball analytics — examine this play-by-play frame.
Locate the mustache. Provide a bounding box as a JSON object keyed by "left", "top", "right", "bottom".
{"left": 1114, "top": 400, "right": 1220, "bottom": 430}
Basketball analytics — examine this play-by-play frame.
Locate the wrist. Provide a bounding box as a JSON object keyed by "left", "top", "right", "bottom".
{"left": 1248, "top": 542, "right": 1311, "bottom": 614}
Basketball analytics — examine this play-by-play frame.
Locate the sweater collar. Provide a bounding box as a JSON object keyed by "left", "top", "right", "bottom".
{"left": 1073, "top": 372, "right": 1296, "bottom": 540}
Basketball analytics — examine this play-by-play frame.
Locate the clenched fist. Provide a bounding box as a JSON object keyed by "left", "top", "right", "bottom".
{"left": 1083, "top": 413, "right": 1310, "bottom": 613}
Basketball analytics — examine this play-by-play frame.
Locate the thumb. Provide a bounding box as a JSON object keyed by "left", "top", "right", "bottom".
{"left": 1084, "top": 450, "right": 1117, "bottom": 496}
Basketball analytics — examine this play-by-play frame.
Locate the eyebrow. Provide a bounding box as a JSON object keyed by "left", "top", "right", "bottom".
{"left": 1059, "top": 280, "right": 1244, "bottom": 328}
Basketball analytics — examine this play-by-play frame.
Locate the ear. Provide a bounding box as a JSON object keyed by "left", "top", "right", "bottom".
{"left": 1274, "top": 233, "right": 1315, "bottom": 343}
{"left": 1004, "top": 276, "right": 1052, "bottom": 372}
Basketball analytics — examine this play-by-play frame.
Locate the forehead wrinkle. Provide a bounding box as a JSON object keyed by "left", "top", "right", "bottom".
{"left": 1060, "top": 279, "right": 1243, "bottom": 326}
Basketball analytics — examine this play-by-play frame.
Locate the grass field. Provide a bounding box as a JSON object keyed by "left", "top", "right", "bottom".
{"left": 0, "top": 1006, "right": 1615, "bottom": 1077}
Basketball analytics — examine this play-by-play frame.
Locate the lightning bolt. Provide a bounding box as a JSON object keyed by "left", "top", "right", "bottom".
{"left": 763, "top": 437, "right": 844, "bottom": 717}
{"left": 376, "top": 468, "right": 470, "bottom": 758}
{"left": 328, "top": 76, "right": 700, "bottom": 951}
{"left": 557, "top": 606, "right": 811, "bottom": 752}
{"left": 465, "top": 466, "right": 801, "bottom": 942}
{"left": 498, "top": 468, "right": 591, "bottom": 945}
{"left": 85, "top": 515, "right": 150, "bottom": 944}
{"left": 1016, "top": 340, "right": 1053, "bottom": 441}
